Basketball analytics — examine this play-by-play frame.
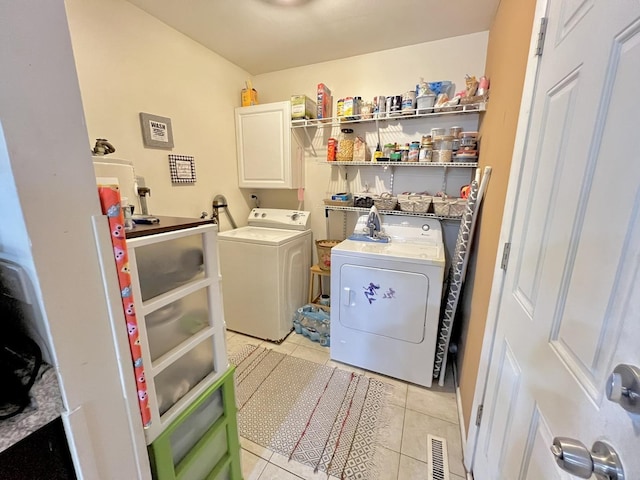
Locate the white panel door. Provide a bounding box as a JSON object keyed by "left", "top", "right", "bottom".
{"left": 473, "top": 0, "right": 640, "bottom": 478}
{"left": 235, "top": 101, "right": 296, "bottom": 189}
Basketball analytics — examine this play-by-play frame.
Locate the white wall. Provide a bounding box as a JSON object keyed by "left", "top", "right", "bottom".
{"left": 65, "top": 0, "right": 253, "bottom": 228}
{"left": 253, "top": 32, "right": 489, "bottom": 250}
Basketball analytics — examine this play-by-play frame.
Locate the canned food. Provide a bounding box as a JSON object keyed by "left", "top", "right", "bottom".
{"left": 374, "top": 95, "right": 386, "bottom": 117}
{"left": 389, "top": 95, "right": 403, "bottom": 116}
{"left": 402, "top": 91, "right": 417, "bottom": 114}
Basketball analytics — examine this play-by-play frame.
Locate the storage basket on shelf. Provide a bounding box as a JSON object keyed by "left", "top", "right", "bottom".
{"left": 316, "top": 239, "right": 341, "bottom": 270}
{"left": 323, "top": 198, "right": 354, "bottom": 207}
{"left": 373, "top": 192, "right": 397, "bottom": 211}
{"left": 397, "top": 194, "right": 433, "bottom": 213}
{"left": 432, "top": 197, "right": 467, "bottom": 217}
{"left": 353, "top": 193, "right": 379, "bottom": 208}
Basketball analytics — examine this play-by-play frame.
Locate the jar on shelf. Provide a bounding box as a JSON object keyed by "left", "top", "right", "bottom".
{"left": 400, "top": 144, "right": 410, "bottom": 162}
{"left": 432, "top": 135, "right": 454, "bottom": 163}
{"left": 419, "top": 146, "right": 433, "bottom": 162}
{"left": 360, "top": 102, "right": 373, "bottom": 120}
{"left": 408, "top": 142, "right": 420, "bottom": 162}
{"left": 383, "top": 143, "right": 395, "bottom": 158}
{"left": 337, "top": 128, "right": 355, "bottom": 161}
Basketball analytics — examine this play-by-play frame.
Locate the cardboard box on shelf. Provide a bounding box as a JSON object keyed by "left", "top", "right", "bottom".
{"left": 241, "top": 88, "right": 258, "bottom": 106}
{"left": 291, "top": 94, "right": 316, "bottom": 119}
{"left": 317, "top": 83, "right": 333, "bottom": 121}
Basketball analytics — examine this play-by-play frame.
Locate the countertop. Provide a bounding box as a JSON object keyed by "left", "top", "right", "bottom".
{"left": 125, "top": 216, "right": 214, "bottom": 239}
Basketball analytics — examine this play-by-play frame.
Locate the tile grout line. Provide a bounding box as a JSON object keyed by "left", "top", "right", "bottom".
{"left": 397, "top": 404, "right": 407, "bottom": 479}
{"left": 403, "top": 406, "right": 461, "bottom": 427}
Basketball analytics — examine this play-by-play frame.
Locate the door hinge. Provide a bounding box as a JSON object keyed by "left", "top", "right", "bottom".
{"left": 536, "top": 17, "right": 548, "bottom": 56}
{"left": 501, "top": 242, "right": 511, "bottom": 271}
{"left": 475, "top": 404, "right": 484, "bottom": 427}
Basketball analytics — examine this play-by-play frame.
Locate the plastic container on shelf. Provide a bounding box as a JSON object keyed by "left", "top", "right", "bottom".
{"left": 433, "top": 135, "right": 454, "bottom": 163}
{"left": 336, "top": 128, "right": 354, "bottom": 161}
{"left": 431, "top": 128, "right": 446, "bottom": 137}
{"left": 460, "top": 136, "right": 477, "bottom": 147}
{"left": 417, "top": 95, "right": 436, "bottom": 114}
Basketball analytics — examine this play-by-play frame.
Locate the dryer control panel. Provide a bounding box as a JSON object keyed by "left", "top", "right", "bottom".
{"left": 247, "top": 208, "right": 311, "bottom": 230}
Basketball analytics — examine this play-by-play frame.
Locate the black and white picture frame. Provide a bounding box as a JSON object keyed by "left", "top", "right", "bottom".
{"left": 168, "top": 155, "right": 196, "bottom": 184}
{"left": 140, "top": 112, "right": 174, "bottom": 149}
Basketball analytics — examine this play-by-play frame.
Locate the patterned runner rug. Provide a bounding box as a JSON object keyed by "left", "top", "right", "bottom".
{"left": 230, "top": 345, "right": 390, "bottom": 479}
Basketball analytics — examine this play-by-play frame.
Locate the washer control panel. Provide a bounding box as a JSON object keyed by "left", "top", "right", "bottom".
{"left": 248, "top": 208, "right": 311, "bottom": 230}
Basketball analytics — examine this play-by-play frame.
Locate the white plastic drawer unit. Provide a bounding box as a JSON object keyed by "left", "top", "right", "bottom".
{"left": 126, "top": 224, "right": 229, "bottom": 443}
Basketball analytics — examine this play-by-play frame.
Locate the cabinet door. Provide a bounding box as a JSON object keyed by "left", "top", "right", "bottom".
{"left": 235, "top": 101, "right": 298, "bottom": 189}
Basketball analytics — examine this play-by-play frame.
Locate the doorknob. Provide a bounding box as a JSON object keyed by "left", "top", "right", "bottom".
{"left": 551, "top": 437, "right": 624, "bottom": 480}
{"left": 606, "top": 364, "right": 640, "bottom": 414}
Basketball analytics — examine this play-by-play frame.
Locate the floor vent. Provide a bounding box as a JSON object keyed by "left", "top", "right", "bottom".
{"left": 428, "top": 434, "right": 450, "bottom": 480}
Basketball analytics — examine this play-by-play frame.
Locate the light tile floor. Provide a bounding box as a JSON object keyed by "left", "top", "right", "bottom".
{"left": 226, "top": 330, "right": 467, "bottom": 480}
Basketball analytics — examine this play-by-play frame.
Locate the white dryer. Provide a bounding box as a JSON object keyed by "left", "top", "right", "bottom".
{"left": 330, "top": 216, "right": 445, "bottom": 387}
{"left": 218, "top": 208, "right": 311, "bottom": 343}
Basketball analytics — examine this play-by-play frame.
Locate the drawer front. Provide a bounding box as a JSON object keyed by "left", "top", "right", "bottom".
{"left": 146, "top": 288, "right": 210, "bottom": 362}
{"left": 170, "top": 389, "right": 223, "bottom": 465}
{"left": 135, "top": 234, "right": 205, "bottom": 301}
{"left": 155, "top": 337, "right": 215, "bottom": 415}
{"left": 176, "top": 426, "right": 227, "bottom": 480}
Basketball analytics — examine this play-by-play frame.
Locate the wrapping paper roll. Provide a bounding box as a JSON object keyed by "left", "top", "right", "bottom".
{"left": 98, "top": 185, "right": 152, "bottom": 428}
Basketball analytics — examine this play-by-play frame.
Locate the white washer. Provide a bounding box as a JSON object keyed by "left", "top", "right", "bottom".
{"left": 218, "top": 208, "right": 311, "bottom": 342}
{"left": 330, "top": 216, "right": 445, "bottom": 387}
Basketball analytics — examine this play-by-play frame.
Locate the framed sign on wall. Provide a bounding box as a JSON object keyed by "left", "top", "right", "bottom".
{"left": 140, "top": 112, "right": 174, "bottom": 149}
{"left": 168, "top": 155, "right": 196, "bottom": 184}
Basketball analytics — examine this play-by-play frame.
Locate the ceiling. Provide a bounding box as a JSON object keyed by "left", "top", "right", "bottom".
{"left": 126, "top": 0, "right": 499, "bottom": 75}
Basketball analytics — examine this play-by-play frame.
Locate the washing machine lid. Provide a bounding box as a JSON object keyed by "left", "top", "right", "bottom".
{"left": 218, "top": 226, "right": 309, "bottom": 246}
{"left": 332, "top": 238, "right": 445, "bottom": 267}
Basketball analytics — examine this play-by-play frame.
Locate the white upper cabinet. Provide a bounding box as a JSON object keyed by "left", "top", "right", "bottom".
{"left": 235, "top": 101, "right": 302, "bottom": 189}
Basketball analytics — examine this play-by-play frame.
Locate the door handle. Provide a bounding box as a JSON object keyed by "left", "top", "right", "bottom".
{"left": 342, "top": 287, "right": 353, "bottom": 306}
{"left": 606, "top": 364, "right": 640, "bottom": 414}
{"left": 550, "top": 437, "right": 624, "bottom": 480}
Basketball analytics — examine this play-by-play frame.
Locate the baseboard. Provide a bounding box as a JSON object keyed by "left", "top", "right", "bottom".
{"left": 456, "top": 385, "right": 467, "bottom": 455}
{"left": 453, "top": 362, "right": 470, "bottom": 477}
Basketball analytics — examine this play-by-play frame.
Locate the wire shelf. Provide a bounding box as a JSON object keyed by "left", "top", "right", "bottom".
{"left": 325, "top": 161, "right": 478, "bottom": 168}
{"left": 324, "top": 205, "right": 463, "bottom": 221}
{"left": 291, "top": 103, "right": 486, "bottom": 129}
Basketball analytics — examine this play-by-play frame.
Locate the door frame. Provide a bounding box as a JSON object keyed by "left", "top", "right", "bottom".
{"left": 464, "top": 0, "right": 550, "bottom": 472}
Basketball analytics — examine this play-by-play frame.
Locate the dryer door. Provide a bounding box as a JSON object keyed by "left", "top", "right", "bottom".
{"left": 338, "top": 264, "right": 428, "bottom": 343}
